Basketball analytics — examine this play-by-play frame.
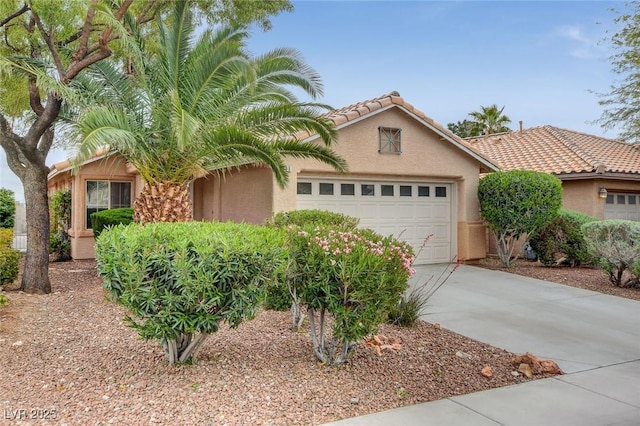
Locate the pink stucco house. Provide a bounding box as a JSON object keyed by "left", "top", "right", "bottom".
{"left": 469, "top": 125, "right": 640, "bottom": 221}
{"left": 48, "top": 91, "right": 499, "bottom": 262}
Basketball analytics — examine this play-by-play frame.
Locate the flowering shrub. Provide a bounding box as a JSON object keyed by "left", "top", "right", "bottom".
{"left": 291, "top": 226, "right": 415, "bottom": 365}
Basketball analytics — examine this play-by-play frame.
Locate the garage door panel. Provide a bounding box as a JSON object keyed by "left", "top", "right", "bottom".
{"left": 296, "top": 179, "right": 453, "bottom": 265}
{"left": 604, "top": 193, "right": 640, "bottom": 221}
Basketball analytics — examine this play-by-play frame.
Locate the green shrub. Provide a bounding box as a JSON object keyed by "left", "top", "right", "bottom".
{"left": 95, "top": 221, "right": 287, "bottom": 364}
{"left": 0, "top": 292, "right": 8, "bottom": 307}
{"left": 266, "top": 209, "right": 359, "bottom": 230}
{"left": 582, "top": 220, "right": 640, "bottom": 287}
{"left": 0, "top": 189, "right": 16, "bottom": 229}
{"left": 0, "top": 228, "right": 21, "bottom": 287}
{"left": 290, "top": 226, "right": 414, "bottom": 365}
{"left": 0, "top": 228, "right": 12, "bottom": 248}
{"left": 529, "top": 209, "right": 598, "bottom": 267}
{"left": 265, "top": 209, "right": 360, "bottom": 327}
{"left": 0, "top": 247, "right": 21, "bottom": 287}
{"left": 90, "top": 208, "right": 134, "bottom": 239}
{"left": 49, "top": 189, "right": 72, "bottom": 261}
{"left": 478, "top": 170, "right": 562, "bottom": 267}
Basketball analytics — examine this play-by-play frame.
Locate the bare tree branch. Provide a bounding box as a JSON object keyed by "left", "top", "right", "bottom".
{"left": 99, "top": 0, "right": 134, "bottom": 46}
{"left": 73, "top": 0, "right": 99, "bottom": 62}
{"left": 31, "top": 10, "right": 66, "bottom": 79}
{"left": 0, "top": 3, "right": 29, "bottom": 28}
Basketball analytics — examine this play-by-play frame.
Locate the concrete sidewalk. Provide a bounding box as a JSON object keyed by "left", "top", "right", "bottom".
{"left": 323, "top": 265, "right": 640, "bottom": 426}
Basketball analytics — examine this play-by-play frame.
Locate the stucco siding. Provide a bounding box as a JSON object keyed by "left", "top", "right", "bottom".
{"left": 194, "top": 165, "right": 274, "bottom": 224}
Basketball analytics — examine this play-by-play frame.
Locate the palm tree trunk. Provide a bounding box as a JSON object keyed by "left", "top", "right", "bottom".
{"left": 133, "top": 181, "right": 192, "bottom": 223}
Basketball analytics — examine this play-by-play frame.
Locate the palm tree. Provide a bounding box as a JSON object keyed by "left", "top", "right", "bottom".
{"left": 468, "top": 104, "right": 511, "bottom": 135}
{"left": 74, "top": 0, "right": 347, "bottom": 223}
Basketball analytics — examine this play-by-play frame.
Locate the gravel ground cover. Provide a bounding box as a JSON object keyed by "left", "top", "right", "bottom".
{"left": 0, "top": 259, "right": 555, "bottom": 425}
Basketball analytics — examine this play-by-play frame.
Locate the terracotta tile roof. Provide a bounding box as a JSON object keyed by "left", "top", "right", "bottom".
{"left": 298, "top": 91, "right": 499, "bottom": 171}
{"left": 468, "top": 125, "right": 640, "bottom": 177}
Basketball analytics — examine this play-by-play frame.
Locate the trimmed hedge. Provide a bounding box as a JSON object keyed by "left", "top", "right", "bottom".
{"left": 529, "top": 209, "right": 598, "bottom": 267}
{"left": 478, "top": 170, "right": 562, "bottom": 267}
{"left": 265, "top": 209, "right": 360, "bottom": 230}
{"left": 90, "top": 208, "right": 134, "bottom": 238}
{"left": 95, "top": 221, "right": 287, "bottom": 364}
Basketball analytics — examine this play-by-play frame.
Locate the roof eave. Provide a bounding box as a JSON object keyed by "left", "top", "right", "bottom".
{"left": 554, "top": 171, "right": 640, "bottom": 181}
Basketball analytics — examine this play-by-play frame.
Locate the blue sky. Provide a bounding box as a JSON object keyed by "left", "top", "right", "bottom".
{"left": 0, "top": 0, "right": 625, "bottom": 201}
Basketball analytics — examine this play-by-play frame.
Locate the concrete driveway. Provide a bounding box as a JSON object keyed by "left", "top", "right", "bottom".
{"left": 324, "top": 264, "right": 640, "bottom": 426}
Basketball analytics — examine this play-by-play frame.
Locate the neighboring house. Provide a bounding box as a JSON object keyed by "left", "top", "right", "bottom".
{"left": 48, "top": 91, "right": 499, "bottom": 263}
{"left": 469, "top": 125, "right": 640, "bottom": 222}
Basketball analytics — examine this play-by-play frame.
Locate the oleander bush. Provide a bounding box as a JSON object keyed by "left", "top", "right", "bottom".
{"left": 265, "top": 210, "right": 360, "bottom": 329}
{"left": 529, "top": 209, "right": 599, "bottom": 267}
{"left": 95, "top": 221, "right": 287, "bottom": 364}
{"left": 581, "top": 220, "right": 640, "bottom": 287}
{"left": 289, "top": 226, "right": 415, "bottom": 365}
{"left": 90, "top": 208, "right": 134, "bottom": 239}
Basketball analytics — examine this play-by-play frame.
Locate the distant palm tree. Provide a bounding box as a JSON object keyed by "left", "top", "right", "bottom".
{"left": 74, "top": 0, "right": 347, "bottom": 223}
{"left": 469, "top": 104, "right": 511, "bottom": 135}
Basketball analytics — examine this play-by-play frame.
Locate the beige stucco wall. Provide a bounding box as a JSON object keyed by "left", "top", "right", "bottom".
{"left": 560, "top": 178, "right": 640, "bottom": 219}
{"left": 193, "top": 165, "right": 274, "bottom": 224}
{"left": 271, "top": 107, "right": 488, "bottom": 260}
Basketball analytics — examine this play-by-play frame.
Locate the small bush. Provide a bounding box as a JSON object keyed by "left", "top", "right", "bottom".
{"left": 0, "top": 189, "right": 16, "bottom": 229}
{"left": 96, "top": 221, "right": 287, "bottom": 364}
{"left": 0, "top": 228, "right": 21, "bottom": 287}
{"left": 91, "top": 208, "right": 134, "bottom": 239}
{"left": 529, "top": 209, "right": 598, "bottom": 267}
{"left": 582, "top": 220, "right": 640, "bottom": 286}
{"left": 0, "top": 291, "right": 8, "bottom": 307}
{"left": 290, "top": 226, "right": 415, "bottom": 365}
{"left": 49, "top": 189, "right": 72, "bottom": 261}
{"left": 265, "top": 210, "right": 360, "bottom": 327}
{"left": 0, "top": 228, "right": 13, "bottom": 248}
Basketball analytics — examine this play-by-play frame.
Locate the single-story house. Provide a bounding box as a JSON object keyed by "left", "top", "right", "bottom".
{"left": 468, "top": 125, "right": 640, "bottom": 221}
{"left": 48, "top": 91, "right": 499, "bottom": 262}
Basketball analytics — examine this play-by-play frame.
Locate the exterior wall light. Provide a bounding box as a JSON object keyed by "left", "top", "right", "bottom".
{"left": 598, "top": 187, "right": 608, "bottom": 199}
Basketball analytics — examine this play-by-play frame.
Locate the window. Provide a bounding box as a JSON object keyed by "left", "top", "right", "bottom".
{"left": 361, "top": 184, "right": 375, "bottom": 196}
{"left": 379, "top": 127, "right": 401, "bottom": 154}
{"left": 435, "top": 186, "right": 447, "bottom": 197}
{"left": 606, "top": 194, "right": 614, "bottom": 204}
{"left": 319, "top": 183, "right": 334, "bottom": 195}
{"left": 381, "top": 185, "right": 394, "bottom": 196}
{"left": 400, "top": 185, "right": 412, "bottom": 197}
{"left": 341, "top": 183, "right": 355, "bottom": 196}
{"left": 629, "top": 195, "right": 637, "bottom": 205}
{"left": 86, "top": 180, "right": 131, "bottom": 229}
{"left": 418, "top": 186, "right": 430, "bottom": 197}
{"left": 617, "top": 195, "right": 626, "bottom": 205}
{"left": 297, "top": 182, "right": 312, "bottom": 195}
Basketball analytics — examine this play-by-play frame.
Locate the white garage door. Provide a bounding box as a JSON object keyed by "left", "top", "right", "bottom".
{"left": 604, "top": 193, "right": 640, "bottom": 221}
{"left": 296, "top": 179, "right": 454, "bottom": 264}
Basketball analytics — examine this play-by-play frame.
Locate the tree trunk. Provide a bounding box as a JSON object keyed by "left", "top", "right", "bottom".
{"left": 133, "top": 181, "right": 192, "bottom": 223}
{"left": 20, "top": 163, "right": 52, "bottom": 294}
